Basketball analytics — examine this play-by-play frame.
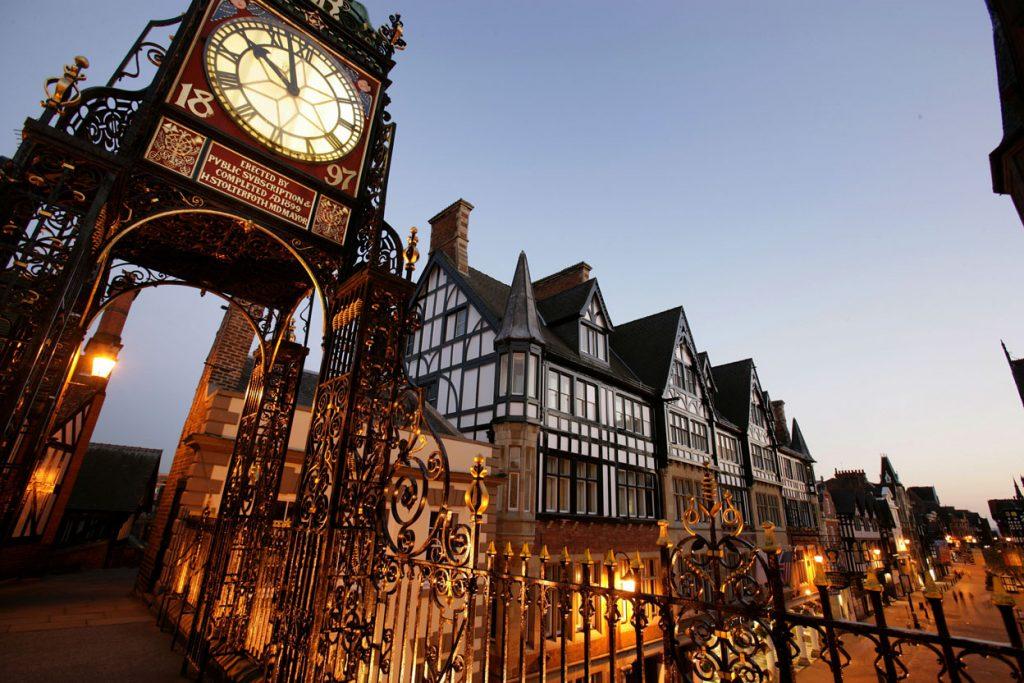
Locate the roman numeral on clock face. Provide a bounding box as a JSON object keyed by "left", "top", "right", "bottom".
{"left": 233, "top": 102, "right": 258, "bottom": 121}
{"left": 324, "top": 132, "right": 343, "bottom": 150}
{"left": 216, "top": 70, "right": 241, "bottom": 89}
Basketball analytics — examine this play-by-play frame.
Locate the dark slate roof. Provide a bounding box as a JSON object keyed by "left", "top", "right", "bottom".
{"left": 612, "top": 307, "right": 682, "bottom": 391}
{"left": 908, "top": 486, "right": 940, "bottom": 505}
{"left": 824, "top": 473, "right": 878, "bottom": 518}
{"left": 431, "top": 253, "right": 650, "bottom": 393}
{"left": 789, "top": 419, "right": 814, "bottom": 462}
{"left": 536, "top": 280, "right": 595, "bottom": 325}
{"left": 710, "top": 359, "right": 753, "bottom": 431}
{"left": 66, "top": 443, "right": 161, "bottom": 514}
{"left": 495, "top": 252, "right": 544, "bottom": 344}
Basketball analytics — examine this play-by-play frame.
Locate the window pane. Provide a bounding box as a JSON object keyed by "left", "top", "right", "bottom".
{"left": 511, "top": 352, "right": 526, "bottom": 395}
{"left": 499, "top": 355, "right": 508, "bottom": 396}
{"left": 527, "top": 354, "right": 538, "bottom": 398}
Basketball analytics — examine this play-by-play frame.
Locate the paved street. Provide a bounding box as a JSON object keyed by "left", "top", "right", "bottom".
{"left": 800, "top": 556, "right": 1024, "bottom": 681}
{"left": 0, "top": 567, "right": 185, "bottom": 682}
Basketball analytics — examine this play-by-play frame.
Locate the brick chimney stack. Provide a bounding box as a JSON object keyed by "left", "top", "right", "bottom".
{"left": 533, "top": 262, "right": 592, "bottom": 300}
{"left": 428, "top": 199, "right": 474, "bottom": 275}
{"left": 206, "top": 304, "right": 257, "bottom": 390}
{"left": 770, "top": 400, "right": 790, "bottom": 447}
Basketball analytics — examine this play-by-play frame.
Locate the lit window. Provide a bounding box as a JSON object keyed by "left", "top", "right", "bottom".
{"left": 511, "top": 352, "right": 526, "bottom": 395}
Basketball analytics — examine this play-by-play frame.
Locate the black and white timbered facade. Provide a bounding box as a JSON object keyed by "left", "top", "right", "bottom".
{"left": 406, "top": 245, "right": 660, "bottom": 523}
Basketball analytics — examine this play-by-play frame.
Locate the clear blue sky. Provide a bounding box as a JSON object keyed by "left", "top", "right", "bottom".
{"left": 2, "top": 1, "right": 1022, "bottom": 519}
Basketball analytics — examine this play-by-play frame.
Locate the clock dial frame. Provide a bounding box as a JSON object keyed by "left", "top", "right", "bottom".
{"left": 204, "top": 17, "right": 365, "bottom": 163}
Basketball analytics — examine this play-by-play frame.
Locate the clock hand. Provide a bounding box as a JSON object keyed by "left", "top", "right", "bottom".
{"left": 286, "top": 35, "right": 299, "bottom": 96}
{"left": 240, "top": 30, "right": 296, "bottom": 95}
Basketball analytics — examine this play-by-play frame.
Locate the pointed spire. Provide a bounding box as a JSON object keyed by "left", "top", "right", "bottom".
{"left": 495, "top": 251, "right": 544, "bottom": 344}
{"left": 790, "top": 419, "right": 812, "bottom": 458}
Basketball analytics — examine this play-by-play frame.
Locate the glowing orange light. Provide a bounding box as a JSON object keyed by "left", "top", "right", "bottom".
{"left": 814, "top": 555, "right": 824, "bottom": 564}
{"left": 90, "top": 354, "right": 117, "bottom": 379}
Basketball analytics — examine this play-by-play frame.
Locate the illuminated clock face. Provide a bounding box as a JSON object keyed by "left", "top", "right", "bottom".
{"left": 204, "top": 18, "right": 364, "bottom": 163}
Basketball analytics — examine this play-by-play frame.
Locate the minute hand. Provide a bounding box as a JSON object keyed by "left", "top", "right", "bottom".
{"left": 242, "top": 32, "right": 298, "bottom": 95}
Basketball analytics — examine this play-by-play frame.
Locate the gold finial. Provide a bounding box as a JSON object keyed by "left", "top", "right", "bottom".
{"left": 464, "top": 455, "right": 489, "bottom": 516}
{"left": 583, "top": 548, "right": 593, "bottom": 564}
{"left": 539, "top": 545, "right": 550, "bottom": 561}
{"left": 656, "top": 519, "right": 671, "bottom": 547}
{"left": 504, "top": 541, "right": 514, "bottom": 558}
{"left": 403, "top": 226, "right": 419, "bottom": 279}
{"left": 561, "top": 546, "right": 571, "bottom": 564}
{"left": 604, "top": 549, "right": 616, "bottom": 566}
{"left": 814, "top": 571, "right": 829, "bottom": 588}
{"left": 520, "top": 543, "right": 531, "bottom": 560}
{"left": 42, "top": 55, "right": 89, "bottom": 113}
{"left": 486, "top": 540, "right": 497, "bottom": 557}
{"left": 761, "top": 522, "right": 778, "bottom": 553}
{"left": 631, "top": 551, "right": 643, "bottom": 571}
{"left": 923, "top": 573, "right": 941, "bottom": 599}
{"left": 992, "top": 576, "right": 1015, "bottom": 607}
{"left": 701, "top": 466, "right": 718, "bottom": 507}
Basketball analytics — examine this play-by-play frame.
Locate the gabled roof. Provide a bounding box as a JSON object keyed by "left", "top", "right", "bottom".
{"left": 612, "top": 307, "right": 683, "bottom": 390}
{"left": 536, "top": 279, "right": 596, "bottom": 325}
{"left": 495, "top": 252, "right": 544, "bottom": 344}
{"left": 711, "top": 359, "right": 754, "bottom": 431}
{"left": 789, "top": 419, "right": 814, "bottom": 462}
{"left": 825, "top": 471, "right": 879, "bottom": 518}
{"left": 67, "top": 443, "right": 161, "bottom": 514}
{"left": 423, "top": 253, "right": 650, "bottom": 392}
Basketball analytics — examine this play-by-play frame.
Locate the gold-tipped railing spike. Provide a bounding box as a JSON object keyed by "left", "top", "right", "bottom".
{"left": 486, "top": 540, "right": 497, "bottom": 557}
{"left": 504, "top": 541, "right": 514, "bottom": 559}
{"left": 863, "top": 571, "right": 883, "bottom": 592}
{"left": 520, "top": 543, "right": 531, "bottom": 560}
{"left": 561, "top": 546, "right": 571, "bottom": 564}
{"left": 656, "top": 519, "right": 671, "bottom": 547}
{"left": 583, "top": 548, "right": 593, "bottom": 564}
{"left": 604, "top": 549, "right": 616, "bottom": 566}
{"left": 923, "top": 573, "right": 942, "bottom": 600}
{"left": 539, "top": 545, "right": 550, "bottom": 562}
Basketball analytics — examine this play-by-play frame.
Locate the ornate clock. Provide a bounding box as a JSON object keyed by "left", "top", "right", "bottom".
{"left": 204, "top": 18, "right": 365, "bottom": 163}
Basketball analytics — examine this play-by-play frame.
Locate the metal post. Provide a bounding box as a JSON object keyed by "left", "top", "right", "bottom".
{"left": 815, "top": 582, "right": 844, "bottom": 683}
{"left": 926, "top": 592, "right": 962, "bottom": 683}
{"left": 766, "top": 549, "right": 796, "bottom": 683}
{"left": 866, "top": 582, "right": 898, "bottom": 682}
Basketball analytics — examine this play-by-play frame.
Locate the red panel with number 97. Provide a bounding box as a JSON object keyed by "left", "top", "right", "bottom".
{"left": 167, "top": 0, "right": 380, "bottom": 201}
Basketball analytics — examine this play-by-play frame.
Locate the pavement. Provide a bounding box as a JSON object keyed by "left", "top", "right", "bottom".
{"left": 0, "top": 567, "right": 186, "bottom": 682}
{"left": 799, "top": 555, "right": 1024, "bottom": 681}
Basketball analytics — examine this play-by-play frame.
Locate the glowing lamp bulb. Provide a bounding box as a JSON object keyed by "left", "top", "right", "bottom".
{"left": 91, "top": 354, "right": 117, "bottom": 379}
{"left": 814, "top": 555, "right": 824, "bottom": 564}
{"left": 872, "top": 549, "right": 881, "bottom": 557}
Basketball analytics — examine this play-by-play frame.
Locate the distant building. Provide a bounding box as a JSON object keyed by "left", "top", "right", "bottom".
{"left": 56, "top": 443, "right": 160, "bottom": 549}
{"left": 989, "top": 479, "right": 1024, "bottom": 542}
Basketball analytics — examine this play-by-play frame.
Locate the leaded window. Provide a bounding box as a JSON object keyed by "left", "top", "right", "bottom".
{"left": 544, "top": 456, "right": 571, "bottom": 513}
{"left": 669, "top": 412, "right": 688, "bottom": 446}
{"left": 445, "top": 307, "right": 467, "bottom": 340}
{"left": 717, "top": 433, "right": 740, "bottom": 463}
{"left": 546, "top": 369, "right": 572, "bottom": 413}
{"left": 689, "top": 420, "right": 708, "bottom": 452}
{"left": 575, "top": 379, "right": 598, "bottom": 421}
{"left": 616, "top": 469, "right": 657, "bottom": 519}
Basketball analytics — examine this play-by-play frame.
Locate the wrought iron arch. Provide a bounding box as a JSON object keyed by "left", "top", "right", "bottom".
{"left": 93, "top": 207, "right": 331, "bottom": 333}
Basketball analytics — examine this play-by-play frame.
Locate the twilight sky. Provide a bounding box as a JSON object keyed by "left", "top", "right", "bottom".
{"left": 2, "top": 1, "right": 1022, "bottom": 520}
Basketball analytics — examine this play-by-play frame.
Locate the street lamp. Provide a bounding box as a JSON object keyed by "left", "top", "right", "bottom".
{"left": 90, "top": 353, "right": 117, "bottom": 379}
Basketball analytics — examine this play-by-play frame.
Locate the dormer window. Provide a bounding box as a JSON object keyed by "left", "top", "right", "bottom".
{"left": 580, "top": 298, "right": 608, "bottom": 362}
{"left": 671, "top": 345, "right": 697, "bottom": 393}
